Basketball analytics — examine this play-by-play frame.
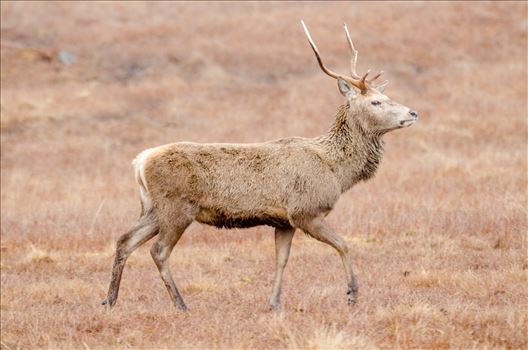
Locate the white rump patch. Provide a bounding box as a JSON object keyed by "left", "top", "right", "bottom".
{"left": 132, "top": 148, "right": 157, "bottom": 211}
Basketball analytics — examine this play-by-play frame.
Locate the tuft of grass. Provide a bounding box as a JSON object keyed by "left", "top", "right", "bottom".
{"left": 23, "top": 245, "right": 57, "bottom": 265}
{"left": 403, "top": 269, "right": 442, "bottom": 288}
{"left": 182, "top": 274, "right": 218, "bottom": 294}
{"left": 375, "top": 302, "right": 450, "bottom": 348}
{"left": 306, "top": 325, "right": 378, "bottom": 350}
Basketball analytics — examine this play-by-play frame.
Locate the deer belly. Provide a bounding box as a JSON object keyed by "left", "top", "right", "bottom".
{"left": 195, "top": 206, "right": 291, "bottom": 229}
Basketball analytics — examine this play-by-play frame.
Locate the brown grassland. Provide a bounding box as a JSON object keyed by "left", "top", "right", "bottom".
{"left": 1, "top": 2, "right": 527, "bottom": 349}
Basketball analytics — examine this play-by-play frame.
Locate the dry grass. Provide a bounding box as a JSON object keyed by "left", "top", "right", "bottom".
{"left": 1, "top": 2, "right": 527, "bottom": 349}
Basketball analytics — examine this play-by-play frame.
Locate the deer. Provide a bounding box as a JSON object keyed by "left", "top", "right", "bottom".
{"left": 102, "top": 21, "right": 418, "bottom": 311}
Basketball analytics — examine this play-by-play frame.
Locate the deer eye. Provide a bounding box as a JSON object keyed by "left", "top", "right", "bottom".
{"left": 371, "top": 101, "right": 381, "bottom": 106}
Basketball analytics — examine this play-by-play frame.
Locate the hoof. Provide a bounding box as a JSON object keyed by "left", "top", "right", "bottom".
{"left": 269, "top": 303, "right": 282, "bottom": 311}
{"left": 178, "top": 304, "right": 189, "bottom": 312}
{"left": 101, "top": 300, "right": 114, "bottom": 312}
{"left": 347, "top": 289, "right": 358, "bottom": 305}
{"left": 102, "top": 297, "right": 116, "bottom": 309}
{"left": 347, "top": 297, "right": 357, "bottom": 305}
{"left": 269, "top": 298, "right": 282, "bottom": 311}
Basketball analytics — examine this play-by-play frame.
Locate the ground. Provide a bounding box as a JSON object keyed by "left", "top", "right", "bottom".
{"left": 1, "top": 2, "right": 527, "bottom": 349}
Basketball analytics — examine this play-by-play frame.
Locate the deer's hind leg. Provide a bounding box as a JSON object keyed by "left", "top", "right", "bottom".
{"left": 150, "top": 201, "right": 196, "bottom": 310}
{"left": 103, "top": 209, "right": 159, "bottom": 308}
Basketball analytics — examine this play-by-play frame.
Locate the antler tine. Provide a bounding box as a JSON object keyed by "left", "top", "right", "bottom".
{"left": 343, "top": 23, "right": 360, "bottom": 79}
{"left": 301, "top": 20, "right": 341, "bottom": 80}
{"left": 367, "top": 70, "right": 384, "bottom": 84}
{"left": 357, "top": 69, "right": 372, "bottom": 92}
{"left": 361, "top": 69, "right": 370, "bottom": 82}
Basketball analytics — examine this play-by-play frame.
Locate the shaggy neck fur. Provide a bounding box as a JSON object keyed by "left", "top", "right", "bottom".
{"left": 318, "top": 104, "right": 384, "bottom": 192}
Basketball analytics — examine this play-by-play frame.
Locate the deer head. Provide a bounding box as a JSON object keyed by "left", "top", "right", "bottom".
{"left": 301, "top": 21, "right": 418, "bottom": 134}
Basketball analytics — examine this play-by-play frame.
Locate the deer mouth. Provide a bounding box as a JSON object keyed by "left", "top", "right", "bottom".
{"left": 399, "top": 119, "right": 416, "bottom": 127}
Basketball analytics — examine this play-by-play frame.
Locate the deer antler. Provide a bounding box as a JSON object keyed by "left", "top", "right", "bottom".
{"left": 301, "top": 20, "right": 342, "bottom": 80}
{"left": 343, "top": 23, "right": 360, "bottom": 79}
{"left": 301, "top": 20, "right": 384, "bottom": 94}
{"left": 343, "top": 23, "right": 384, "bottom": 86}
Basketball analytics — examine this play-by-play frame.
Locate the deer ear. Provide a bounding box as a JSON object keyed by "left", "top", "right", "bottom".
{"left": 375, "top": 80, "right": 389, "bottom": 93}
{"left": 337, "top": 78, "right": 358, "bottom": 98}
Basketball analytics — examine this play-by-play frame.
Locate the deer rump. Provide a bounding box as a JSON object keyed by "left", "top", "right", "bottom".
{"left": 138, "top": 138, "right": 340, "bottom": 230}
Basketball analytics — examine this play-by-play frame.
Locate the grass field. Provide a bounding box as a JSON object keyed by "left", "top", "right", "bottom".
{"left": 1, "top": 2, "right": 527, "bottom": 349}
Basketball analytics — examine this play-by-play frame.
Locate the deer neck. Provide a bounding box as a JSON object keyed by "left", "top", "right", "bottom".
{"left": 318, "top": 104, "right": 384, "bottom": 192}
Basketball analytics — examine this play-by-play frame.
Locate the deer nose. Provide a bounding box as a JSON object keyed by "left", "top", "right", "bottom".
{"left": 409, "top": 110, "right": 418, "bottom": 119}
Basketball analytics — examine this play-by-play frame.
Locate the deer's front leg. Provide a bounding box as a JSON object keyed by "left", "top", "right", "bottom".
{"left": 269, "top": 227, "right": 295, "bottom": 310}
{"left": 297, "top": 215, "right": 359, "bottom": 304}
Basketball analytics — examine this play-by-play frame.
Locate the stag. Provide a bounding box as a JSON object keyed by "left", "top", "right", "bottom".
{"left": 102, "top": 21, "right": 418, "bottom": 311}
